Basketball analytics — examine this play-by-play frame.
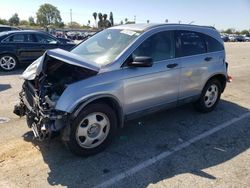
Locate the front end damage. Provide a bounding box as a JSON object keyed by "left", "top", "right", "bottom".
{"left": 14, "top": 49, "right": 99, "bottom": 140}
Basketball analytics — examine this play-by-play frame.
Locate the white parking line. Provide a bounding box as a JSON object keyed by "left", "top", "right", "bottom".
{"left": 95, "top": 112, "right": 250, "bottom": 188}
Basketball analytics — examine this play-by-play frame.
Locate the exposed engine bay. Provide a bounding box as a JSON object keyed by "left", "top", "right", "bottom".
{"left": 14, "top": 49, "right": 99, "bottom": 140}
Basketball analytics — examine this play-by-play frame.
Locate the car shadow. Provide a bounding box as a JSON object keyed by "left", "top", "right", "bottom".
{"left": 0, "top": 68, "right": 24, "bottom": 76}
{"left": 0, "top": 84, "right": 11, "bottom": 92}
{"left": 22, "top": 99, "right": 250, "bottom": 187}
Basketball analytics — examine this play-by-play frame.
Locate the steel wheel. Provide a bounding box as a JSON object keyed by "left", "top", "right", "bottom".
{"left": 204, "top": 84, "right": 219, "bottom": 108}
{"left": 0, "top": 55, "right": 17, "bottom": 71}
{"left": 76, "top": 112, "right": 110, "bottom": 149}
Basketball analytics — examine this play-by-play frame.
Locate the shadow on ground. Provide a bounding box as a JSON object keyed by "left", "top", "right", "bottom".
{"left": 23, "top": 100, "right": 250, "bottom": 187}
{"left": 0, "top": 84, "right": 11, "bottom": 92}
{"left": 0, "top": 67, "right": 25, "bottom": 76}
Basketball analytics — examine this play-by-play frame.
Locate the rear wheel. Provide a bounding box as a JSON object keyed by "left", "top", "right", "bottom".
{"left": 0, "top": 54, "right": 18, "bottom": 71}
{"left": 194, "top": 79, "right": 221, "bottom": 113}
{"left": 65, "top": 103, "right": 118, "bottom": 156}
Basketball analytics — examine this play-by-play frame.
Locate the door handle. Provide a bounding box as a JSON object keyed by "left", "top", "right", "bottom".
{"left": 204, "top": 57, "right": 213, "bottom": 61}
{"left": 167, "top": 63, "right": 178, "bottom": 68}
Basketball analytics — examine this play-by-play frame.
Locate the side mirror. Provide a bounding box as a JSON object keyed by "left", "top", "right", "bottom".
{"left": 129, "top": 56, "right": 153, "bottom": 67}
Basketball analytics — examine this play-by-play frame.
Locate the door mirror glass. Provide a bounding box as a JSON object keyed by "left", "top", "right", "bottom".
{"left": 129, "top": 56, "right": 153, "bottom": 67}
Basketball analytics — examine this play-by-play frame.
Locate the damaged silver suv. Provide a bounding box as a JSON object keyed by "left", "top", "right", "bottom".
{"left": 14, "top": 24, "right": 229, "bottom": 156}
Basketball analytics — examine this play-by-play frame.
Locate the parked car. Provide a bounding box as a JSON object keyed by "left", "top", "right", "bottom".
{"left": 244, "top": 35, "right": 250, "bottom": 42}
{"left": 221, "top": 35, "right": 229, "bottom": 42}
{"left": 235, "top": 35, "right": 245, "bottom": 42}
{"left": 0, "top": 30, "right": 76, "bottom": 71}
{"left": 229, "top": 35, "right": 245, "bottom": 42}
{"left": 0, "top": 24, "right": 20, "bottom": 32}
{"left": 14, "top": 24, "right": 229, "bottom": 156}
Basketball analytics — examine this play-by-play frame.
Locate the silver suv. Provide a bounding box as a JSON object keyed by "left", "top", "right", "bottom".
{"left": 14, "top": 24, "right": 228, "bottom": 156}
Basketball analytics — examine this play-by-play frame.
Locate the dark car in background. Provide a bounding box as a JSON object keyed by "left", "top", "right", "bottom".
{"left": 0, "top": 25, "right": 20, "bottom": 32}
{"left": 0, "top": 30, "right": 76, "bottom": 71}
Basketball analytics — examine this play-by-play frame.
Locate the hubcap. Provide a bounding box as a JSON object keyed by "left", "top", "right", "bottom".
{"left": 76, "top": 112, "right": 110, "bottom": 148}
{"left": 0, "top": 56, "right": 16, "bottom": 70}
{"left": 204, "top": 84, "right": 219, "bottom": 108}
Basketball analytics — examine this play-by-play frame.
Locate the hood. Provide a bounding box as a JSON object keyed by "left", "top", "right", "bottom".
{"left": 22, "top": 48, "right": 100, "bottom": 80}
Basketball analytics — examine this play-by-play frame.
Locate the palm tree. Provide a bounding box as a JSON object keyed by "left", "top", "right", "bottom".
{"left": 93, "top": 12, "right": 97, "bottom": 27}
{"left": 103, "top": 14, "right": 108, "bottom": 21}
{"left": 165, "top": 19, "right": 168, "bottom": 23}
{"left": 88, "top": 20, "right": 90, "bottom": 26}
{"left": 125, "top": 18, "right": 128, "bottom": 23}
{"left": 147, "top": 20, "right": 150, "bottom": 23}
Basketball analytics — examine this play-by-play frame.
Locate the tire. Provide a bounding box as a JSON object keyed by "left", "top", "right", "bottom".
{"left": 0, "top": 54, "right": 18, "bottom": 71}
{"left": 194, "top": 79, "right": 222, "bottom": 113}
{"left": 65, "top": 103, "right": 118, "bottom": 156}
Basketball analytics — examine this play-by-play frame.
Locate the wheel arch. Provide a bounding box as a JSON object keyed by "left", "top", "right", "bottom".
{"left": 71, "top": 94, "right": 124, "bottom": 129}
{"left": 203, "top": 73, "right": 227, "bottom": 93}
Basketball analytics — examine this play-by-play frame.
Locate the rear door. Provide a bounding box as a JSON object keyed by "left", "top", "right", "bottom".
{"left": 5, "top": 33, "right": 43, "bottom": 63}
{"left": 176, "top": 30, "right": 208, "bottom": 99}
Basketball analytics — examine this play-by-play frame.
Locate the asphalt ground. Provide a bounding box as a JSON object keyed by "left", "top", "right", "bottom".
{"left": 0, "top": 42, "right": 249, "bottom": 188}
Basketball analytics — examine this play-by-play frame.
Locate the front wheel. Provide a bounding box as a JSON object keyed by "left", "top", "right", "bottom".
{"left": 194, "top": 79, "right": 222, "bottom": 113}
{"left": 65, "top": 103, "right": 118, "bottom": 156}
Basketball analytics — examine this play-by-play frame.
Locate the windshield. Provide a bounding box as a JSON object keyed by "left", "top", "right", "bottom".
{"left": 71, "top": 29, "right": 141, "bottom": 65}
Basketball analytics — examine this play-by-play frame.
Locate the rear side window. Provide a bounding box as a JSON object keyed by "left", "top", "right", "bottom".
{"left": 177, "top": 31, "right": 206, "bottom": 57}
{"left": 203, "top": 34, "right": 224, "bottom": 52}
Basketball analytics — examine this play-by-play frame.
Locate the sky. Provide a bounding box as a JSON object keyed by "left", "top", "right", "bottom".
{"left": 0, "top": 0, "right": 249, "bottom": 30}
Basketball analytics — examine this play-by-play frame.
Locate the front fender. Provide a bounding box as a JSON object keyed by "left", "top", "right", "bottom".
{"left": 55, "top": 78, "right": 124, "bottom": 114}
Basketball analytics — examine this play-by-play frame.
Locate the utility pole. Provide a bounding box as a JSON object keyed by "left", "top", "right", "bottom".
{"left": 70, "top": 9, "right": 72, "bottom": 27}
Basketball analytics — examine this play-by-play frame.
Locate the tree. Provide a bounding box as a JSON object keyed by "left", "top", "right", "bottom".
{"left": 97, "top": 13, "right": 103, "bottom": 28}
{"left": 87, "top": 20, "right": 91, "bottom": 26}
{"left": 9, "top": 13, "right": 19, "bottom": 26}
{"left": 93, "top": 12, "right": 97, "bottom": 27}
{"left": 20, "top": 20, "right": 29, "bottom": 26}
{"left": 125, "top": 18, "right": 128, "bottom": 23}
{"left": 147, "top": 20, "right": 150, "bottom": 23}
{"left": 241, "top": 30, "right": 250, "bottom": 35}
{"left": 36, "top": 3, "right": 62, "bottom": 27}
{"left": 109, "top": 12, "right": 114, "bottom": 26}
{"left": 165, "top": 19, "right": 168, "bottom": 23}
{"left": 120, "top": 20, "right": 123, "bottom": 25}
{"left": 28, "top": 16, "right": 35, "bottom": 26}
{"left": 0, "top": 18, "right": 8, "bottom": 25}
{"left": 224, "top": 28, "right": 234, "bottom": 34}
{"left": 68, "top": 21, "right": 81, "bottom": 29}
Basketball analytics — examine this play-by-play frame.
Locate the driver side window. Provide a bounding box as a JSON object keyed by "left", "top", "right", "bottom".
{"left": 133, "top": 31, "right": 175, "bottom": 62}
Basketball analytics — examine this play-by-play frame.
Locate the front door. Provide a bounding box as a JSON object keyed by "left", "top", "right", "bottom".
{"left": 122, "top": 30, "right": 180, "bottom": 115}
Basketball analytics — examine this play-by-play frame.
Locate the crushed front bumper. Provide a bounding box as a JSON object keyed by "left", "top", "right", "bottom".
{"left": 13, "top": 81, "right": 69, "bottom": 140}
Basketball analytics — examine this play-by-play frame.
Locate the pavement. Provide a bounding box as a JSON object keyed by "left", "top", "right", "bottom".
{"left": 0, "top": 42, "right": 249, "bottom": 188}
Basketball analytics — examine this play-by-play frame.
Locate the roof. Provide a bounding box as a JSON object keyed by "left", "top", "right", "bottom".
{"left": 0, "top": 30, "right": 46, "bottom": 35}
{"left": 111, "top": 23, "right": 216, "bottom": 32}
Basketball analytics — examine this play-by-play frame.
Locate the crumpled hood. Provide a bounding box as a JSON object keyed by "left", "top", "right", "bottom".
{"left": 22, "top": 48, "right": 100, "bottom": 80}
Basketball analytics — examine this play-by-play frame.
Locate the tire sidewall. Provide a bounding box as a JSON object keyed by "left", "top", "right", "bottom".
{"left": 196, "top": 79, "right": 222, "bottom": 113}
{"left": 67, "top": 103, "right": 118, "bottom": 156}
